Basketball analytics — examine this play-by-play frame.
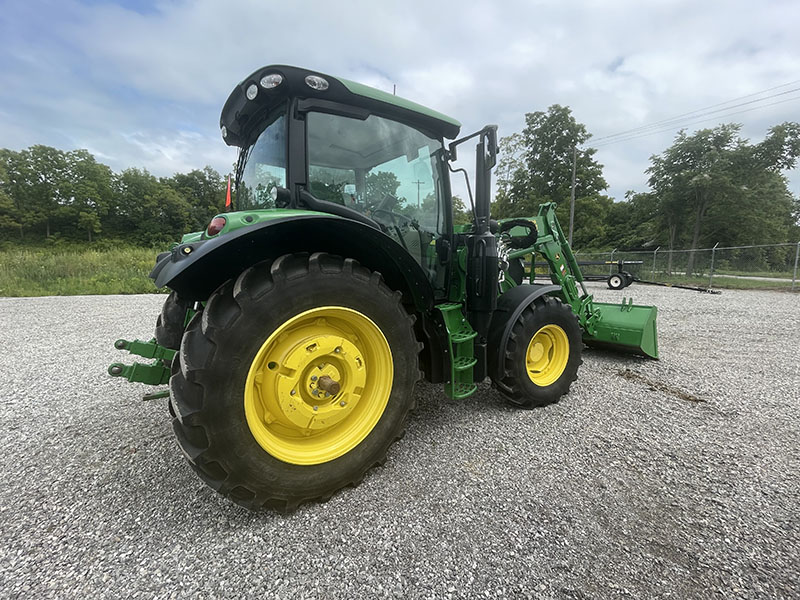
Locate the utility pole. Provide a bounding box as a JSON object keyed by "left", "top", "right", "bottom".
{"left": 412, "top": 180, "right": 424, "bottom": 207}
{"left": 569, "top": 145, "right": 577, "bottom": 245}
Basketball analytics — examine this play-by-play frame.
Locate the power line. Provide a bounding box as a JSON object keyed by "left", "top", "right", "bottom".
{"left": 593, "top": 80, "right": 800, "bottom": 143}
{"left": 593, "top": 94, "right": 800, "bottom": 148}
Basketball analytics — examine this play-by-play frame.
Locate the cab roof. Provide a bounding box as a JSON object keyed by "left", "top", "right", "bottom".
{"left": 219, "top": 65, "right": 461, "bottom": 148}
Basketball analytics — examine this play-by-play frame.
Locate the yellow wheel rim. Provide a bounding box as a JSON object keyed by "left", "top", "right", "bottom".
{"left": 244, "top": 307, "right": 393, "bottom": 465}
{"left": 525, "top": 324, "right": 569, "bottom": 386}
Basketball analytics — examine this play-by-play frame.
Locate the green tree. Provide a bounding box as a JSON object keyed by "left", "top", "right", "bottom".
{"left": 23, "top": 145, "right": 71, "bottom": 238}
{"left": 163, "top": 166, "right": 227, "bottom": 230}
{"left": 65, "top": 149, "right": 113, "bottom": 242}
{"left": 451, "top": 195, "right": 471, "bottom": 226}
{"left": 0, "top": 146, "right": 70, "bottom": 239}
{"left": 494, "top": 105, "right": 607, "bottom": 219}
{"left": 603, "top": 192, "right": 659, "bottom": 250}
{"left": 647, "top": 123, "right": 800, "bottom": 273}
{"left": 77, "top": 211, "right": 102, "bottom": 242}
{"left": 366, "top": 171, "right": 401, "bottom": 206}
{"left": 0, "top": 159, "right": 22, "bottom": 236}
{"left": 112, "top": 168, "right": 192, "bottom": 244}
{"left": 555, "top": 194, "right": 614, "bottom": 249}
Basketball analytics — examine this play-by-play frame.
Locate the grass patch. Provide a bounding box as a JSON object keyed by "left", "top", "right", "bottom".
{"left": 1, "top": 245, "right": 795, "bottom": 297}
{"left": 0, "top": 246, "right": 166, "bottom": 297}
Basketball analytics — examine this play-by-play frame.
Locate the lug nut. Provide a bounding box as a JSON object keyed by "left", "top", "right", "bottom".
{"left": 290, "top": 390, "right": 296, "bottom": 396}
{"left": 311, "top": 375, "right": 318, "bottom": 381}
{"left": 334, "top": 347, "right": 341, "bottom": 353}
{"left": 339, "top": 401, "right": 347, "bottom": 407}
{"left": 313, "top": 406, "right": 318, "bottom": 411}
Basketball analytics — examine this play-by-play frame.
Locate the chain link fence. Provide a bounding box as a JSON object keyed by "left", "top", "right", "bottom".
{"left": 571, "top": 242, "right": 800, "bottom": 292}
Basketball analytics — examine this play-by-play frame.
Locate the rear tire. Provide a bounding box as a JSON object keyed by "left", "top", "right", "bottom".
{"left": 169, "top": 252, "right": 420, "bottom": 511}
{"left": 494, "top": 296, "right": 582, "bottom": 408}
{"left": 155, "top": 291, "right": 190, "bottom": 350}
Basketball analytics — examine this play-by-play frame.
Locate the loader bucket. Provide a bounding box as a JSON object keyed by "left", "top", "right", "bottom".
{"left": 583, "top": 299, "right": 659, "bottom": 359}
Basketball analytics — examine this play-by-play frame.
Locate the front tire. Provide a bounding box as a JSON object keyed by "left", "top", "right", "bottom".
{"left": 169, "top": 252, "right": 419, "bottom": 511}
{"left": 494, "top": 296, "right": 582, "bottom": 408}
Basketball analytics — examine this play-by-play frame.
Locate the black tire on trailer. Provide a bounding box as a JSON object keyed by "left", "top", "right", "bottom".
{"left": 155, "top": 291, "right": 191, "bottom": 350}
{"left": 621, "top": 271, "right": 634, "bottom": 287}
{"left": 493, "top": 296, "right": 582, "bottom": 409}
{"left": 169, "top": 252, "right": 420, "bottom": 512}
{"left": 607, "top": 273, "right": 625, "bottom": 290}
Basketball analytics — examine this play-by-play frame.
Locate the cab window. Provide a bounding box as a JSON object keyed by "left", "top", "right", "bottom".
{"left": 238, "top": 110, "right": 287, "bottom": 209}
{"left": 307, "top": 111, "right": 449, "bottom": 290}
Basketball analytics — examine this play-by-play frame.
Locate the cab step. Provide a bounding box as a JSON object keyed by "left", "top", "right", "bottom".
{"left": 436, "top": 303, "right": 478, "bottom": 400}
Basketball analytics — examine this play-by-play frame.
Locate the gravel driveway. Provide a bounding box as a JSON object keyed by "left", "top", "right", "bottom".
{"left": 1, "top": 283, "right": 798, "bottom": 599}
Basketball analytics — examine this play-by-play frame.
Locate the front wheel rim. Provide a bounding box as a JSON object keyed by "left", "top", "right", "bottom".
{"left": 525, "top": 324, "right": 569, "bottom": 386}
{"left": 244, "top": 307, "right": 393, "bottom": 465}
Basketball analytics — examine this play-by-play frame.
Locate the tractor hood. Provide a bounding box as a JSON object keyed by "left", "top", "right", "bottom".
{"left": 220, "top": 65, "right": 461, "bottom": 148}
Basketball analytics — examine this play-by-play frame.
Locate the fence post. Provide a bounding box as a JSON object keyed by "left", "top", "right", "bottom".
{"left": 709, "top": 242, "right": 720, "bottom": 289}
{"left": 610, "top": 248, "right": 617, "bottom": 275}
{"left": 652, "top": 246, "right": 660, "bottom": 280}
{"left": 793, "top": 241, "right": 799, "bottom": 292}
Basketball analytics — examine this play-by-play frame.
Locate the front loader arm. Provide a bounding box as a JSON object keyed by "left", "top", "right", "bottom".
{"left": 504, "top": 202, "right": 599, "bottom": 335}
{"left": 502, "top": 202, "right": 658, "bottom": 359}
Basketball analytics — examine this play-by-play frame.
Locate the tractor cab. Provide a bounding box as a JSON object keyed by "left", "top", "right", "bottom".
{"left": 220, "top": 65, "right": 462, "bottom": 295}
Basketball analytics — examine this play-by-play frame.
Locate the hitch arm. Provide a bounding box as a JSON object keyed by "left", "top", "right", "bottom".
{"left": 108, "top": 338, "right": 176, "bottom": 387}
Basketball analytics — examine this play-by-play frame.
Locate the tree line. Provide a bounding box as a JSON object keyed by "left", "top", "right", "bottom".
{"left": 493, "top": 105, "right": 800, "bottom": 268}
{"left": 0, "top": 146, "right": 229, "bottom": 246}
{"left": 3, "top": 110, "right": 799, "bottom": 256}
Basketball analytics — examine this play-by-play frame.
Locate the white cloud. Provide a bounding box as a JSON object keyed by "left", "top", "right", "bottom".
{"left": 0, "top": 0, "right": 798, "bottom": 198}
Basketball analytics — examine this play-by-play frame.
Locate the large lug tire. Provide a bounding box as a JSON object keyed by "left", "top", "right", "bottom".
{"left": 169, "top": 252, "right": 420, "bottom": 512}
{"left": 155, "top": 291, "right": 191, "bottom": 351}
{"left": 494, "top": 296, "right": 583, "bottom": 409}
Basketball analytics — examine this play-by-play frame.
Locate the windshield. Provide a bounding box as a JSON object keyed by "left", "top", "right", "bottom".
{"left": 307, "top": 110, "right": 449, "bottom": 292}
{"left": 237, "top": 110, "right": 287, "bottom": 210}
{"left": 307, "top": 111, "right": 447, "bottom": 235}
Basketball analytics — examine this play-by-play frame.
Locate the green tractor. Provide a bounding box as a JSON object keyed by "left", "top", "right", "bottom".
{"left": 109, "top": 65, "right": 658, "bottom": 511}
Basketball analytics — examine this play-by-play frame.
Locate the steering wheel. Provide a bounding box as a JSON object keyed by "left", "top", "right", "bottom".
{"left": 371, "top": 194, "right": 414, "bottom": 228}
{"left": 376, "top": 193, "right": 397, "bottom": 211}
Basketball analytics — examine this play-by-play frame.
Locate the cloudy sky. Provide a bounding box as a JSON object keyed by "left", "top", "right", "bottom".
{"left": 1, "top": 0, "right": 798, "bottom": 201}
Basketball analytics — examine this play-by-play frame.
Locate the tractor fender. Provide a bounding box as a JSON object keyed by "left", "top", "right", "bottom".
{"left": 150, "top": 214, "right": 435, "bottom": 312}
{"left": 487, "top": 283, "right": 562, "bottom": 382}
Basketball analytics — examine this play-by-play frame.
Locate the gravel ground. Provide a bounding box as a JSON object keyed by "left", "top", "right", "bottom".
{"left": 1, "top": 283, "right": 798, "bottom": 599}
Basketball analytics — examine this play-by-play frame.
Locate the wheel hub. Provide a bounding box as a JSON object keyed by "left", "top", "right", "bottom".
{"left": 525, "top": 324, "right": 569, "bottom": 387}
{"left": 271, "top": 334, "right": 365, "bottom": 432}
{"left": 244, "top": 307, "right": 392, "bottom": 465}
